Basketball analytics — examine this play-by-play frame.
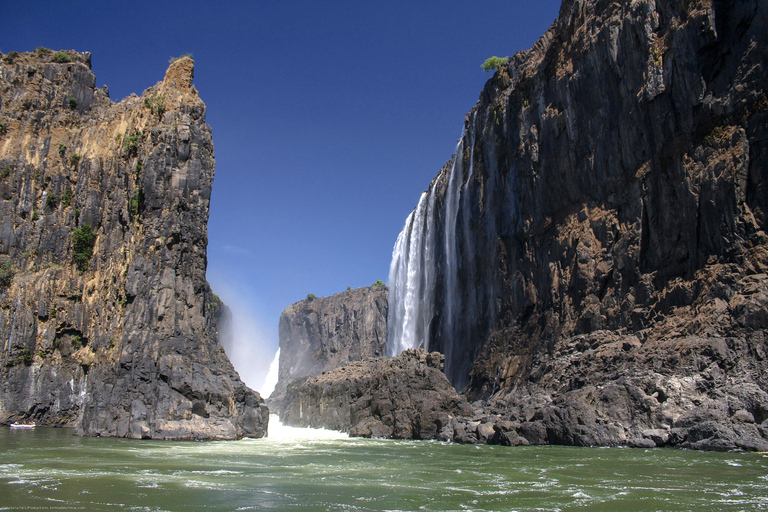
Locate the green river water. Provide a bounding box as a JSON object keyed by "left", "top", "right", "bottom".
{"left": 1, "top": 416, "right": 767, "bottom": 511}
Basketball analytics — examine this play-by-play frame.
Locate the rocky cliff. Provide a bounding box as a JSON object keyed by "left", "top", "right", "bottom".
{"left": 0, "top": 49, "right": 267, "bottom": 440}
{"left": 276, "top": 349, "right": 473, "bottom": 439}
{"left": 272, "top": 286, "right": 387, "bottom": 402}
{"left": 386, "top": 0, "right": 768, "bottom": 450}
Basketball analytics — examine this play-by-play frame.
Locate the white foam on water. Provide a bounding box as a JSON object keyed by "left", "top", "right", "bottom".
{"left": 266, "top": 414, "right": 348, "bottom": 442}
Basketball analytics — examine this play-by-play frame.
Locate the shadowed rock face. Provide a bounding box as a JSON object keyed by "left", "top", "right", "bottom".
{"left": 272, "top": 286, "right": 388, "bottom": 400}
{"left": 0, "top": 49, "right": 267, "bottom": 440}
{"left": 378, "top": 0, "right": 768, "bottom": 449}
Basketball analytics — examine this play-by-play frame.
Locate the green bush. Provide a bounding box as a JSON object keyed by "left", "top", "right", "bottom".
{"left": 371, "top": 280, "right": 386, "bottom": 287}
{"left": 71, "top": 224, "right": 96, "bottom": 272}
{"left": 481, "top": 56, "right": 508, "bottom": 73}
{"left": 0, "top": 120, "right": 7, "bottom": 134}
{"left": 61, "top": 187, "right": 73, "bottom": 208}
{"left": 1, "top": 166, "right": 10, "bottom": 180}
{"left": 306, "top": 293, "right": 317, "bottom": 300}
{"left": 46, "top": 192, "right": 58, "bottom": 210}
{"left": 70, "top": 153, "right": 81, "bottom": 167}
{"left": 129, "top": 189, "right": 142, "bottom": 219}
{"left": 58, "top": 142, "right": 67, "bottom": 156}
{"left": 144, "top": 94, "right": 166, "bottom": 119}
{"left": 124, "top": 131, "right": 141, "bottom": 157}
{"left": 68, "top": 96, "right": 77, "bottom": 109}
{"left": 0, "top": 260, "right": 14, "bottom": 289}
{"left": 52, "top": 51, "right": 71, "bottom": 63}
{"left": 21, "top": 349, "right": 32, "bottom": 366}
{"left": 31, "top": 210, "right": 39, "bottom": 222}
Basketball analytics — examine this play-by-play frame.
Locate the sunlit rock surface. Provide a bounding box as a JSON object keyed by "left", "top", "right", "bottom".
{"left": 0, "top": 49, "right": 267, "bottom": 439}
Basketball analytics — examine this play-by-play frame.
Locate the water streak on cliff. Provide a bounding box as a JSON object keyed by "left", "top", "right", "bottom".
{"left": 387, "top": 112, "right": 492, "bottom": 388}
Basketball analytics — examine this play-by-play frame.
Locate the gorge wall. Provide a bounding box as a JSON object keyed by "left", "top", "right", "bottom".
{"left": 271, "top": 286, "right": 387, "bottom": 406}
{"left": 0, "top": 49, "right": 267, "bottom": 440}
{"left": 387, "top": 0, "right": 768, "bottom": 449}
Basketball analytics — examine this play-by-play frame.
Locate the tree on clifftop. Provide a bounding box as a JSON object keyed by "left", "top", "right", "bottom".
{"left": 481, "top": 56, "right": 508, "bottom": 72}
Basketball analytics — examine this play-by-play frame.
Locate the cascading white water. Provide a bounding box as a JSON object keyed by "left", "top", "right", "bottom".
{"left": 386, "top": 189, "right": 438, "bottom": 357}
{"left": 386, "top": 114, "right": 484, "bottom": 386}
{"left": 260, "top": 348, "right": 280, "bottom": 398}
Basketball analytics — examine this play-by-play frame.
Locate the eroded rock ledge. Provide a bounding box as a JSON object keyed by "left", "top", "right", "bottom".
{"left": 274, "top": 349, "right": 473, "bottom": 439}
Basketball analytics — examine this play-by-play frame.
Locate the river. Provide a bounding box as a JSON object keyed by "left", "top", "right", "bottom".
{"left": 1, "top": 416, "right": 767, "bottom": 511}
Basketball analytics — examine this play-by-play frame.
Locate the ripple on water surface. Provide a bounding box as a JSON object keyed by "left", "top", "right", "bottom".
{"left": 1, "top": 421, "right": 768, "bottom": 511}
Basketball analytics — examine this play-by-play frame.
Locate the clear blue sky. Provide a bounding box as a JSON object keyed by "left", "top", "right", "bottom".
{"left": 2, "top": 0, "right": 561, "bottom": 392}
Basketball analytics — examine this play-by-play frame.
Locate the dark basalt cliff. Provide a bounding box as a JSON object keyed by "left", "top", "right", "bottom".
{"left": 272, "top": 286, "right": 387, "bottom": 403}
{"left": 0, "top": 49, "right": 267, "bottom": 440}
{"left": 385, "top": 0, "right": 768, "bottom": 450}
{"left": 288, "top": 0, "right": 768, "bottom": 449}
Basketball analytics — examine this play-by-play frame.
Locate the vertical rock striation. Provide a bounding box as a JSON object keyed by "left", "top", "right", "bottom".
{"left": 0, "top": 49, "right": 267, "bottom": 439}
{"left": 388, "top": 0, "right": 768, "bottom": 449}
{"left": 272, "top": 286, "right": 387, "bottom": 403}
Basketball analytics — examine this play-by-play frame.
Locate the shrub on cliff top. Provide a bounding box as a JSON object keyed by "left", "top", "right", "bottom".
{"left": 371, "top": 280, "right": 386, "bottom": 287}
{"left": 52, "top": 51, "right": 71, "bottom": 63}
{"left": 481, "top": 56, "right": 508, "bottom": 73}
{"left": 71, "top": 224, "right": 96, "bottom": 272}
{"left": 169, "top": 53, "right": 193, "bottom": 64}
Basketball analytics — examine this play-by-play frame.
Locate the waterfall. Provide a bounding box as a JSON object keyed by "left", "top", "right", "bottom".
{"left": 386, "top": 114, "right": 482, "bottom": 387}
{"left": 260, "top": 348, "right": 280, "bottom": 398}
{"left": 386, "top": 188, "right": 438, "bottom": 357}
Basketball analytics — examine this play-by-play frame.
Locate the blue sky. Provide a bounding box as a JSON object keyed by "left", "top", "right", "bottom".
{"left": 2, "top": 0, "right": 561, "bottom": 392}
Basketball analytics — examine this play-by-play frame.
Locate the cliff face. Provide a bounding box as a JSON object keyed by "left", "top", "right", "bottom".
{"left": 388, "top": 0, "right": 768, "bottom": 449}
{"left": 0, "top": 49, "right": 267, "bottom": 440}
{"left": 273, "top": 286, "right": 387, "bottom": 399}
{"left": 276, "top": 349, "right": 473, "bottom": 439}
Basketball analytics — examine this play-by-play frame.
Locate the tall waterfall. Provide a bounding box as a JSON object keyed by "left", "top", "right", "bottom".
{"left": 386, "top": 178, "right": 440, "bottom": 357}
{"left": 387, "top": 113, "right": 486, "bottom": 388}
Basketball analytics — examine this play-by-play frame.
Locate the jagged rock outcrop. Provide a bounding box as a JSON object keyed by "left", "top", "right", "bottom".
{"left": 275, "top": 348, "right": 473, "bottom": 439}
{"left": 271, "top": 285, "right": 387, "bottom": 403}
{"left": 385, "top": 0, "right": 768, "bottom": 450}
{"left": 0, "top": 49, "right": 267, "bottom": 439}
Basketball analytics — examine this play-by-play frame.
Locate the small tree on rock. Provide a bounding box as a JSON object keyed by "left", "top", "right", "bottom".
{"left": 481, "top": 56, "right": 508, "bottom": 73}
